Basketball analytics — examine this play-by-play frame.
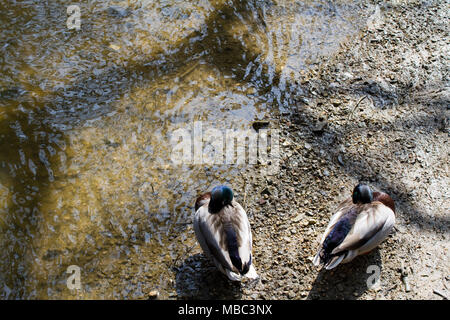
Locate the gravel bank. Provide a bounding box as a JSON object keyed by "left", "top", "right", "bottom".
{"left": 175, "top": 0, "right": 449, "bottom": 300}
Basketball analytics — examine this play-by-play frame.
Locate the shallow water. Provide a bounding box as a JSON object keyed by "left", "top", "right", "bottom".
{"left": 0, "top": 0, "right": 368, "bottom": 298}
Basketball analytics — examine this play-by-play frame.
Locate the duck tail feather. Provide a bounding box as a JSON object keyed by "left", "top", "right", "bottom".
{"left": 244, "top": 264, "right": 259, "bottom": 280}
{"left": 325, "top": 254, "right": 345, "bottom": 270}
{"left": 225, "top": 269, "right": 242, "bottom": 282}
{"left": 312, "top": 250, "right": 322, "bottom": 266}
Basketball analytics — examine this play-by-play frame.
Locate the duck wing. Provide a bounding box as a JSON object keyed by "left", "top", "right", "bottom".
{"left": 194, "top": 204, "right": 235, "bottom": 273}
{"left": 313, "top": 198, "right": 359, "bottom": 268}
{"left": 331, "top": 201, "right": 395, "bottom": 255}
{"left": 227, "top": 202, "right": 253, "bottom": 275}
{"left": 317, "top": 198, "right": 354, "bottom": 245}
{"left": 194, "top": 201, "right": 255, "bottom": 279}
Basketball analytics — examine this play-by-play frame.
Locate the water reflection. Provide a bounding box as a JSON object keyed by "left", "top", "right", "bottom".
{"left": 0, "top": 0, "right": 367, "bottom": 298}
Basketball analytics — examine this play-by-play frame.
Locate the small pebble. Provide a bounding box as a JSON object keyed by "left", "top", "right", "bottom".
{"left": 148, "top": 290, "right": 159, "bottom": 299}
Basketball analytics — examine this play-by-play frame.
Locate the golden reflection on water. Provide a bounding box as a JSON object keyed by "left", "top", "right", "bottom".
{"left": 0, "top": 0, "right": 365, "bottom": 298}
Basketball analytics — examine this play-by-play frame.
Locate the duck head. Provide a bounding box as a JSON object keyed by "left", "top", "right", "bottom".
{"left": 208, "top": 185, "right": 234, "bottom": 214}
{"left": 352, "top": 183, "right": 373, "bottom": 204}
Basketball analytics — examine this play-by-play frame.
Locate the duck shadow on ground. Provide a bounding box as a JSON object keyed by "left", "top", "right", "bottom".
{"left": 174, "top": 253, "right": 243, "bottom": 299}
{"left": 307, "top": 249, "right": 382, "bottom": 300}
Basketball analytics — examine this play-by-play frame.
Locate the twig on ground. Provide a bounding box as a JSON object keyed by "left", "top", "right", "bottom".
{"left": 433, "top": 289, "right": 448, "bottom": 300}
{"left": 348, "top": 96, "right": 368, "bottom": 120}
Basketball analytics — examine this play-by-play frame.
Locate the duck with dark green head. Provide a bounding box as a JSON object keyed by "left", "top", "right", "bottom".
{"left": 193, "top": 185, "right": 258, "bottom": 281}
{"left": 313, "top": 183, "right": 396, "bottom": 270}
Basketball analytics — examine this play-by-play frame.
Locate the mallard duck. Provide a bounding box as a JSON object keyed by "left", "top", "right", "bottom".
{"left": 193, "top": 185, "right": 258, "bottom": 281}
{"left": 313, "top": 184, "right": 395, "bottom": 270}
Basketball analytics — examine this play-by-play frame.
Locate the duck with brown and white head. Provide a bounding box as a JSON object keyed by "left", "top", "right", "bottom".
{"left": 313, "top": 183, "right": 395, "bottom": 270}
{"left": 193, "top": 185, "right": 258, "bottom": 281}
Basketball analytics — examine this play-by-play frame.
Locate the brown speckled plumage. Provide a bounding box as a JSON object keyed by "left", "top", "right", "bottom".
{"left": 373, "top": 191, "right": 396, "bottom": 213}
